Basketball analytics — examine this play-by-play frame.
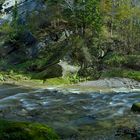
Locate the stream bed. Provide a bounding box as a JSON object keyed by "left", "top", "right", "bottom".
{"left": 0, "top": 84, "right": 140, "bottom": 140}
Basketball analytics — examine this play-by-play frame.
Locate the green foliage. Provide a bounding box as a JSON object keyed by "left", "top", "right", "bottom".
{"left": 125, "top": 55, "right": 140, "bottom": 67}
{"left": 101, "top": 69, "right": 140, "bottom": 81}
{"left": 85, "top": 0, "right": 102, "bottom": 34}
{"left": 12, "top": 1, "right": 18, "bottom": 26}
{"left": 104, "top": 54, "right": 140, "bottom": 70}
{"left": 0, "top": 73, "right": 4, "bottom": 81}
{"left": 78, "top": 66, "right": 101, "bottom": 80}
{"left": 62, "top": 0, "right": 102, "bottom": 36}
{"left": 104, "top": 54, "right": 126, "bottom": 67}
{"left": 67, "top": 73, "right": 81, "bottom": 84}
{"left": 0, "top": 23, "right": 14, "bottom": 34}
{"left": 0, "top": 120, "right": 59, "bottom": 140}
{"left": 0, "top": 70, "right": 30, "bottom": 82}
{"left": 27, "top": 9, "right": 50, "bottom": 33}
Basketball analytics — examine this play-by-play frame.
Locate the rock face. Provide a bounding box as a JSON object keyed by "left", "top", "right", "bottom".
{"left": 20, "top": 31, "right": 37, "bottom": 46}
{"left": 0, "top": 0, "right": 73, "bottom": 78}
{"left": 0, "top": 0, "right": 45, "bottom": 61}
{"left": 131, "top": 103, "right": 140, "bottom": 112}
{"left": 1, "top": 0, "right": 45, "bottom": 20}
{"left": 79, "top": 78, "right": 140, "bottom": 89}
{"left": 0, "top": 30, "right": 37, "bottom": 64}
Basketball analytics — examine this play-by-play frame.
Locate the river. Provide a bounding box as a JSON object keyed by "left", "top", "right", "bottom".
{"left": 0, "top": 84, "right": 140, "bottom": 140}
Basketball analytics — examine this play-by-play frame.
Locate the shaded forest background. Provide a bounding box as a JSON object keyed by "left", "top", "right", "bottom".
{"left": 0, "top": 0, "right": 139, "bottom": 82}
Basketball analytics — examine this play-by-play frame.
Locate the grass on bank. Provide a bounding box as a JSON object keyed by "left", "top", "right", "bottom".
{"left": 101, "top": 68, "right": 140, "bottom": 81}
{"left": 0, "top": 68, "right": 139, "bottom": 86}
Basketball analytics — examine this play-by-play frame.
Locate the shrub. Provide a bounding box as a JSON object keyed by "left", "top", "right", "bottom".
{"left": 101, "top": 68, "right": 140, "bottom": 81}
{"left": 104, "top": 54, "right": 126, "bottom": 67}
{"left": 124, "top": 55, "right": 140, "bottom": 70}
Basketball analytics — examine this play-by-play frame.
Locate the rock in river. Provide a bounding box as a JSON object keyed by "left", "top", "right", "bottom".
{"left": 131, "top": 103, "right": 140, "bottom": 112}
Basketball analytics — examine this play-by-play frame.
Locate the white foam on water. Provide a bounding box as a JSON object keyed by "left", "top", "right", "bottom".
{"left": 0, "top": 92, "right": 28, "bottom": 102}
{"left": 112, "top": 87, "right": 140, "bottom": 93}
{"left": 109, "top": 101, "right": 125, "bottom": 107}
{"left": 41, "top": 101, "right": 50, "bottom": 106}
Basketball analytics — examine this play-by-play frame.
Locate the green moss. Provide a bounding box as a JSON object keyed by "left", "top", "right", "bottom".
{"left": 0, "top": 70, "right": 71, "bottom": 86}
{"left": 0, "top": 120, "right": 59, "bottom": 140}
{"left": 45, "top": 77, "right": 70, "bottom": 86}
{"left": 101, "top": 69, "right": 140, "bottom": 81}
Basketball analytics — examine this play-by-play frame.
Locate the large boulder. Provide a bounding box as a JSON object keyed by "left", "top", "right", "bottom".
{"left": 59, "top": 60, "right": 80, "bottom": 77}
{"left": 131, "top": 103, "right": 140, "bottom": 112}
{"left": 0, "top": 31, "right": 37, "bottom": 60}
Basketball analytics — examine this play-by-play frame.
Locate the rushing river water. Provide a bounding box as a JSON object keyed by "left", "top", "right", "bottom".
{"left": 0, "top": 84, "right": 140, "bottom": 140}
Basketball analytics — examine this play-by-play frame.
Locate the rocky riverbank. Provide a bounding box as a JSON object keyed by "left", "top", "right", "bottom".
{"left": 78, "top": 78, "right": 140, "bottom": 92}
{"left": 0, "top": 76, "right": 140, "bottom": 93}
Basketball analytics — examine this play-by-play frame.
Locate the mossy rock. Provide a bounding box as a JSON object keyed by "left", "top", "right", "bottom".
{"left": 131, "top": 103, "right": 140, "bottom": 112}
{"left": 0, "top": 120, "right": 59, "bottom": 140}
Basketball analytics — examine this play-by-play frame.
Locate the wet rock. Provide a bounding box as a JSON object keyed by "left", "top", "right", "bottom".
{"left": 131, "top": 103, "right": 140, "bottom": 112}
{"left": 79, "top": 78, "right": 140, "bottom": 89}
{"left": 115, "top": 126, "right": 140, "bottom": 140}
